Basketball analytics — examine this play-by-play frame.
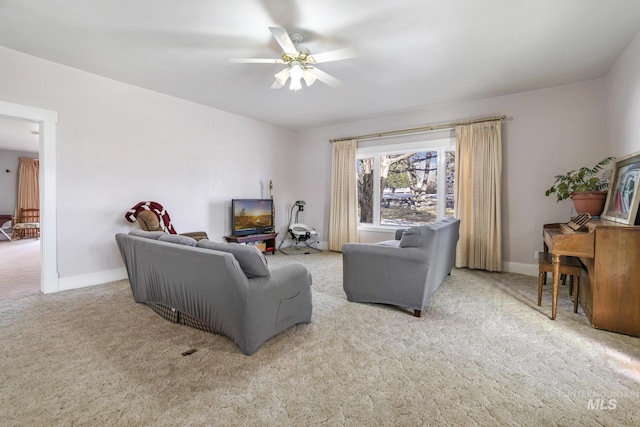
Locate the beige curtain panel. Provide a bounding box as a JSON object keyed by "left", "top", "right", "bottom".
{"left": 16, "top": 157, "right": 40, "bottom": 217}
{"left": 329, "top": 139, "right": 358, "bottom": 252}
{"left": 454, "top": 121, "right": 502, "bottom": 272}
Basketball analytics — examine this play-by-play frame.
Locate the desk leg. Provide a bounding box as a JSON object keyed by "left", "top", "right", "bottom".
{"left": 552, "top": 254, "right": 560, "bottom": 320}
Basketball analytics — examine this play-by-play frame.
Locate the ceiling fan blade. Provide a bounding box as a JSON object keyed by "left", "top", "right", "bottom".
{"left": 229, "top": 58, "right": 284, "bottom": 64}
{"left": 308, "top": 67, "right": 342, "bottom": 88}
{"left": 309, "top": 46, "right": 359, "bottom": 64}
{"left": 268, "top": 26, "right": 298, "bottom": 55}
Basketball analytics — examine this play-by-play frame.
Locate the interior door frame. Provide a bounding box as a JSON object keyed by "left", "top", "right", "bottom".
{"left": 0, "top": 100, "right": 58, "bottom": 293}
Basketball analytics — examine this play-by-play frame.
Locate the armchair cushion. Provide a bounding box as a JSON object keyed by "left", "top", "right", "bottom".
{"left": 158, "top": 234, "right": 197, "bottom": 247}
{"left": 197, "top": 240, "right": 270, "bottom": 278}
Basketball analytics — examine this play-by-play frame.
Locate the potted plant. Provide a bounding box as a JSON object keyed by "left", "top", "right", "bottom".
{"left": 545, "top": 156, "right": 614, "bottom": 216}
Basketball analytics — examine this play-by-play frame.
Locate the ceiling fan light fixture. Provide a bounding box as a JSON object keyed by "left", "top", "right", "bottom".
{"left": 289, "top": 62, "right": 304, "bottom": 91}
{"left": 234, "top": 27, "right": 357, "bottom": 91}
{"left": 274, "top": 68, "right": 290, "bottom": 86}
{"left": 303, "top": 69, "right": 317, "bottom": 87}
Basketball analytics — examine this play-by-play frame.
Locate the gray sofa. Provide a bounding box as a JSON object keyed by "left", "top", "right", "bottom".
{"left": 115, "top": 230, "right": 312, "bottom": 355}
{"left": 342, "top": 217, "right": 460, "bottom": 317}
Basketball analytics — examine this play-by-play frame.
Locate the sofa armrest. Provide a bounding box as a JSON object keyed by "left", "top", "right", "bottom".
{"left": 241, "top": 262, "right": 313, "bottom": 355}
{"left": 248, "top": 263, "right": 312, "bottom": 296}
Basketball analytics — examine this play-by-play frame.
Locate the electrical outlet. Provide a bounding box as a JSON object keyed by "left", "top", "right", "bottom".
{"left": 534, "top": 250, "right": 540, "bottom": 260}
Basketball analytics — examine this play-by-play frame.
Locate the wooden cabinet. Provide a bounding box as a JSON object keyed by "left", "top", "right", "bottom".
{"left": 579, "top": 224, "right": 640, "bottom": 337}
{"left": 223, "top": 233, "right": 277, "bottom": 254}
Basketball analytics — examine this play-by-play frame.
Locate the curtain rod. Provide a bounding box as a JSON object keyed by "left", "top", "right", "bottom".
{"left": 329, "top": 114, "right": 507, "bottom": 143}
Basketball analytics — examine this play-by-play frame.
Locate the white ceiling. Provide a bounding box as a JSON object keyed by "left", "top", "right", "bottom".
{"left": 0, "top": 117, "right": 39, "bottom": 153}
{"left": 1, "top": 0, "right": 640, "bottom": 144}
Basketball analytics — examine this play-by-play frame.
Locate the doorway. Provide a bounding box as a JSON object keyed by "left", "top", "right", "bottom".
{"left": 0, "top": 117, "right": 41, "bottom": 298}
{"left": 0, "top": 100, "right": 58, "bottom": 294}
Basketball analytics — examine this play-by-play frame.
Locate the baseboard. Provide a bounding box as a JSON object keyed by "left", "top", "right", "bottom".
{"left": 58, "top": 267, "right": 128, "bottom": 292}
{"left": 503, "top": 261, "right": 537, "bottom": 277}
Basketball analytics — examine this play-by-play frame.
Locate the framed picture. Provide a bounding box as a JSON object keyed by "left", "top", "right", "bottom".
{"left": 602, "top": 151, "right": 640, "bottom": 225}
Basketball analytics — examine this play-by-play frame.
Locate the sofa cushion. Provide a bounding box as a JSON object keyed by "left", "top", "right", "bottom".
{"left": 376, "top": 239, "right": 401, "bottom": 247}
{"left": 399, "top": 227, "right": 423, "bottom": 247}
{"left": 157, "top": 233, "right": 197, "bottom": 247}
{"left": 197, "top": 240, "right": 270, "bottom": 278}
{"left": 129, "top": 229, "right": 167, "bottom": 240}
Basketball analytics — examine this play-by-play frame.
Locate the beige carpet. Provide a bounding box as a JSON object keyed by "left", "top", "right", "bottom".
{"left": 0, "top": 238, "right": 40, "bottom": 300}
{"left": 1, "top": 252, "right": 639, "bottom": 426}
{"left": 278, "top": 244, "right": 324, "bottom": 256}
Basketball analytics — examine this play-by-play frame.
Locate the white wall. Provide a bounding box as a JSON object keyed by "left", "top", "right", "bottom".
{"left": 296, "top": 79, "right": 607, "bottom": 275}
{"left": 0, "top": 46, "right": 297, "bottom": 287}
{"left": 604, "top": 29, "right": 640, "bottom": 157}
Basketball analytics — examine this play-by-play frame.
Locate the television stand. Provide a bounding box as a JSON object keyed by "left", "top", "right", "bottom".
{"left": 223, "top": 233, "right": 278, "bottom": 255}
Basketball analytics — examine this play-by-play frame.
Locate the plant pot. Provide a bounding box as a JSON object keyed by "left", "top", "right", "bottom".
{"left": 571, "top": 191, "right": 608, "bottom": 217}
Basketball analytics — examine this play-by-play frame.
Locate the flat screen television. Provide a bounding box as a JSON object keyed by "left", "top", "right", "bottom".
{"left": 231, "top": 199, "right": 274, "bottom": 236}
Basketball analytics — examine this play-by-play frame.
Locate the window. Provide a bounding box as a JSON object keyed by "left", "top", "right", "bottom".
{"left": 357, "top": 137, "right": 455, "bottom": 228}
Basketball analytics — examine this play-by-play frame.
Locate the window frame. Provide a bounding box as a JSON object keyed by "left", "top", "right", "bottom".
{"left": 356, "top": 137, "right": 456, "bottom": 231}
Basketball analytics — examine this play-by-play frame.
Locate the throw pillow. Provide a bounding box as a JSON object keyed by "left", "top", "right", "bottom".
{"left": 197, "top": 240, "right": 270, "bottom": 278}
{"left": 137, "top": 210, "right": 163, "bottom": 232}
{"left": 157, "top": 234, "right": 197, "bottom": 247}
{"left": 399, "top": 227, "right": 423, "bottom": 247}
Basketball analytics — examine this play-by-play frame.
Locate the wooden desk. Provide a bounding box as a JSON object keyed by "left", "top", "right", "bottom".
{"left": 543, "top": 219, "right": 640, "bottom": 337}
{"left": 224, "top": 233, "right": 278, "bottom": 254}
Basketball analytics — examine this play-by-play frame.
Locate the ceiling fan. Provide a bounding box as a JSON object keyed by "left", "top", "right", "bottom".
{"left": 229, "top": 27, "right": 359, "bottom": 91}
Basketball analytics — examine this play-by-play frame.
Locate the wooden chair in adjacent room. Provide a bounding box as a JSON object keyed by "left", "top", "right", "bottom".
{"left": 537, "top": 251, "right": 582, "bottom": 317}
{"left": 0, "top": 214, "right": 13, "bottom": 241}
{"left": 12, "top": 208, "right": 40, "bottom": 240}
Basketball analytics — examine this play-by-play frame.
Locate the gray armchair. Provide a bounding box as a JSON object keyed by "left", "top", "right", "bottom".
{"left": 342, "top": 217, "right": 460, "bottom": 317}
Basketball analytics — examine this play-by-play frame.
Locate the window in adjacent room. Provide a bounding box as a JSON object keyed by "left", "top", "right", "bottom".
{"left": 356, "top": 137, "right": 455, "bottom": 228}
